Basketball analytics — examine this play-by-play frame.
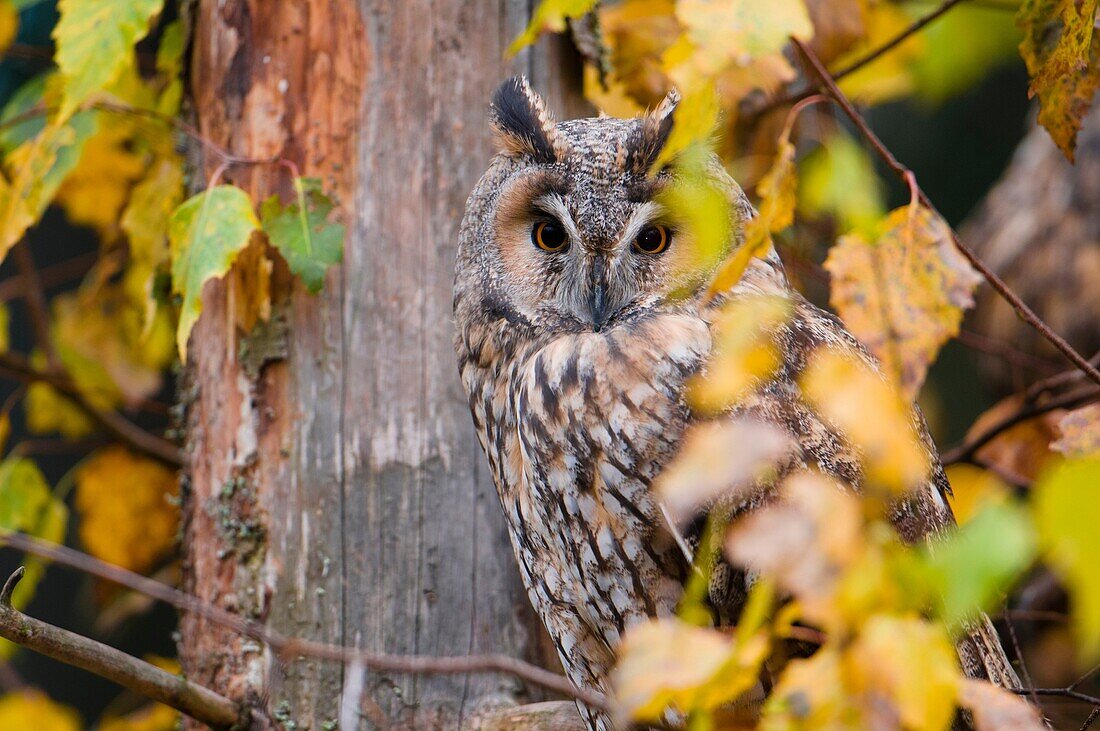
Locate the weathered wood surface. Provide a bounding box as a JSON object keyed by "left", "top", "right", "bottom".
{"left": 181, "top": 1, "right": 587, "bottom": 728}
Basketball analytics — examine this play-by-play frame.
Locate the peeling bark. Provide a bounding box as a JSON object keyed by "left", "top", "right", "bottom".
{"left": 181, "top": 1, "right": 586, "bottom": 728}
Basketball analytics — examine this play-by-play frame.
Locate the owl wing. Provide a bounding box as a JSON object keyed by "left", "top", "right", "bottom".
{"left": 686, "top": 263, "right": 1019, "bottom": 687}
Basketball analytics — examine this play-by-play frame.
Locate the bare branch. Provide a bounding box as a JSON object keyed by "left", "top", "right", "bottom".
{"left": 0, "top": 350, "right": 181, "bottom": 467}
{"left": 0, "top": 567, "right": 243, "bottom": 729}
{"left": 12, "top": 241, "right": 59, "bottom": 370}
{"left": 0, "top": 532, "right": 611, "bottom": 712}
{"left": 790, "top": 37, "right": 1100, "bottom": 390}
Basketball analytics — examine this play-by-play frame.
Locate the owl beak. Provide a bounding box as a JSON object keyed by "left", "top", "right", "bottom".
{"left": 588, "top": 260, "right": 611, "bottom": 331}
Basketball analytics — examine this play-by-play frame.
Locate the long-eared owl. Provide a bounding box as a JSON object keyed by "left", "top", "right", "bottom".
{"left": 453, "top": 76, "right": 1019, "bottom": 729}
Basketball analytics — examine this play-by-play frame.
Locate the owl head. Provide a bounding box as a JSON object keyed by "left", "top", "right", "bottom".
{"left": 455, "top": 76, "right": 753, "bottom": 343}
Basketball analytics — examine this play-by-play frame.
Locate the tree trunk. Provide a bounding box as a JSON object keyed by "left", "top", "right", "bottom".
{"left": 178, "top": 2, "right": 586, "bottom": 728}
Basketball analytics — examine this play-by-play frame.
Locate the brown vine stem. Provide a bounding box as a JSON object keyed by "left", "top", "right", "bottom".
{"left": 0, "top": 532, "right": 611, "bottom": 712}
{"left": 0, "top": 568, "right": 243, "bottom": 729}
{"left": 0, "top": 350, "right": 181, "bottom": 468}
{"left": 790, "top": 37, "right": 1100, "bottom": 390}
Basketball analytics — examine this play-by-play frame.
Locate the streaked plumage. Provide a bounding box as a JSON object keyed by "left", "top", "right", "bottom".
{"left": 453, "top": 76, "right": 1018, "bottom": 729}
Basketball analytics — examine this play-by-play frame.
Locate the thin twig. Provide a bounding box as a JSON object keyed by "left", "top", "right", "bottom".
{"left": 1010, "top": 687, "right": 1100, "bottom": 706}
{"left": 1026, "top": 351, "right": 1100, "bottom": 402}
{"left": 0, "top": 350, "right": 180, "bottom": 467}
{"left": 941, "top": 385, "right": 1099, "bottom": 465}
{"left": 791, "top": 37, "right": 1100, "bottom": 390}
{"left": 0, "top": 532, "right": 611, "bottom": 712}
{"left": 0, "top": 568, "right": 243, "bottom": 728}
{"left": 1004, "top": 605, "right": 1040, "bottom": 710}
{"left": 12, "top": 241, "right": 59, "bottom": 370}
{"left": 0, "top": 251, "right": 99, "bottom": 302}
{"left": 1081, "top": 706, "right": 1100, "bottom": 731}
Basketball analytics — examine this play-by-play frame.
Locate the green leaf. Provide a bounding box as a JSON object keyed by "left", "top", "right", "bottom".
{"left": 53, "top": 0, "right": 165, "bottom": 119}
{"left": 260, "top": 177, "right": 345, "bottom": 293}
{"left": 1032, "top": 457, "right": 1100, "bottom": 660}
{"left": 798, "top": 129, "right": 885, "bottom": 236}
{"left": 922, "top": 501, "right": 1036, "bottom": 632}
{"left": 169, "top": 185, "right": 261, "bottom": 360}
{"left": 0, "top": 457, "right": 68, "bottom": 615}
{"left": 508, "top": 0, "right": 598, "bottom": 56}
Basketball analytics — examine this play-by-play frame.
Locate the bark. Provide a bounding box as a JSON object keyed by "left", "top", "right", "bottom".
{"left": 179, "top": 2, "right": 586, "bottom": 728}
{"left": 962, "top": 102, "right": 1100, "bottom": 392}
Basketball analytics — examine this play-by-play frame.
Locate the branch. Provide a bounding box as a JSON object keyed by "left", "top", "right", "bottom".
{"left": 12, "top": 241, "right": 59, "bottom": 370}
{"left": 0, "top": 567, "right": 243, "bottom": 729}
{"left": 941, "top": 385, "right": 1100, "bottom": 465}
{"left": 790, "top": 37, "right": 1100, "bottom": 390}
{"left": 0, "top": 532, "right": 611, "bottom": 712}
{"left": 0, "top": 350, "right": 181, "bottom": 468}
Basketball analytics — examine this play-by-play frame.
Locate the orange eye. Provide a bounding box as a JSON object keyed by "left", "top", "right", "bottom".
{"left": 634, "top": 224, "right": 669, "bottom": 254}
{"left": 532, "top": 220, "right": 569, "bottom": 252}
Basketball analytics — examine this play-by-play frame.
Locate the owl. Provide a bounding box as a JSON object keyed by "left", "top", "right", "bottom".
{"left": 453, "top": 76, "right": 1019, "bottom": 729}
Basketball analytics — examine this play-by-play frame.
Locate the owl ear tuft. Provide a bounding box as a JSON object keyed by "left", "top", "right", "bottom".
{"left": 626, "top": 88, "right": 680, "bottom": 175}
{"left": 490, "top": 76, "right": 570, "bottom": 164}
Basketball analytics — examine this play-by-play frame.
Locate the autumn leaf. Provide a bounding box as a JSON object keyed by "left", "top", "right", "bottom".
{"left": 169, "top": 185, "right": 262, "bottom": 359}
{"left": 0, "top": 2, "right": 17, "bottom": 57}
{"left": 760, "top": 647, "right": 849, "bottom": 729}
{"left": 845, "top": 614, "right": 960, "bottom": 731}
{"left": 922, "top": 501, "right": 1036, "bottom": 632}
{"left": 508, "top": 0, "right": 598, "bottom": 56}
{"left": 0, "top": 457, "right": 68, "bottom": 611}
{"left": 1051, "top": 403, "right": 1100, "bottom": 456}
{"left": 651, "top": 88, "right": 719, "bottom": 172}
{"left": 99, "top": 702, "right": 179, "bottom": 731}
{"left": 1031, "top": 457, "right": 1100, "bottom": 659}
{"left": 53, "top": 0, "right": 165, "bottom": 119}
{"left": 655, "top": 418, "right": 793, "bottom": 526}
{"left": 55, "top": 118, "right": 148, "bottom": 240}
{"left": 613, "top": 617, "right": 768, "bottom": 723}
{"left": 825, "top": 204, "right": 981, "bottom": 401}
{"left": 0, "top": 300, "right": 8, "bottom": 354}
{"left": 798, "top": 128, "right": 885, "bottom": 236}
{"left": 945, "top": 463, "right": 1011, "bottom": 525}
{"left": 958, "top": 679, "right": 1047, "bottom": 731}
{"left": 705, "top": 131, "right": 795, "bottom": 297}
{"left": 260, "top": 177, "right": 345, "bottom": 293}
{"left": 835, "top": 3, "right": 925, "bottom": 104}
{"left": 969, "top": 394, "right": 1063, "bottom": 482}
{"left": 726, "top": 472, "right": 864, "bottom": 630}
{"left": 803, "top": 0, "right": 868, "bottom": 64}
{"left": 596, "top": 0, "right": 680, "bottom": 108}
{"left": 801, "top": 347, "right": 930, "bottom": 493}
{"left": 0, "top": 691, "right": 80, "bottom": 731}
{"left": 76, "top": 446, "right": 178, "bottom": 574}
{"left": 1017, "top": 0, "right": 1100, "bottom": 159}
{"left": 688, "top": 295, "right": 791, "bottom": 412}
{"left": 121, "top": 154, "right": 185, "bottom": 326}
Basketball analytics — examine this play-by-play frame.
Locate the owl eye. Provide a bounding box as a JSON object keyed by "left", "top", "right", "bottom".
{"left": 532, "top": 220, "right": 569, "bottom": 252}
{"left": 634, "top": 224, "right": 669, "bottom": 255}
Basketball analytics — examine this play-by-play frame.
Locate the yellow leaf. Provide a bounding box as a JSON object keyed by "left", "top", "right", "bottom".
{"left": 1032, "top": 456, "right": 1100, "bottom": 660}
{"left": 508, "top": 0, "right": 598, "bottom": 56}
{"left": 845, "top": 614, "right": 960, "bottom": 731}
{"left": 760, "top": 647, "right": 851, "bottom": 730}
{"left": 835, "top": 3, "right": 925, "bottom": 105}
{"left": 597, "top": 0, "right": 680, "bottom": 108}
{"left": 687, "top": 294, "right": 791, "bottom": 412}
{"left": 55, "top": 120, "right": 148, "bottom": 240}
{"left": 726, "top": 472, "right": 864, "bottom": 630}
{"left": 0, "top": 2, "right": 17, "bottom": 57}
{"left": 583, "top": 64, "right": 645, "bottom": 118}
{"left": 0, "top": 300, "right": 9, "bottom": 353}
{"left": 945, "top": 463, "right": 1011, "bottom": 525}
{"left": 1017, "top": 0, "right": 1100, "bottom": 159}
{"left": 76, "top": 446, "right": 178, "bottom": 573}
{"left": 675, "top": 0, "right": 813, "bottom": 68}
{"left": 824, "top": 205, "right": 981, "bottom": 401}
{"left": 1051, "top": 403, "right": 1100, "bottom": 456}
{"left": 969, "top": 394, "right": 1063, "bottom": 482}
{"left": 99, "top": 702, "right": 179, "bottom": 731}
{"left": 651, "top": 88, "right": 719, "bottom": 172}
{"left": 613, "top": 617, "right": 768, "bottom": 722}
{"left": 655, "top": 417, "right": 793, "bottom": 526}
{"left": 957, "top": 678, "right": 1047, "bottom": 731}
{"left": 802, "top": 0, "right": 869, "bottom": 64}
{"left": 121, "top": 154, "right": 185, "bottom": 328}
{"left": 25, "top": 382, "right": 95, "bottom": 438}
{"left": 801, "top": 347, "right": 930, "bottom": 493}
{"left": 0, "top": 691, "right": 81, "bottom": 731}
{"left": 53, "top": 0, "right": 164, "bottom": 119}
